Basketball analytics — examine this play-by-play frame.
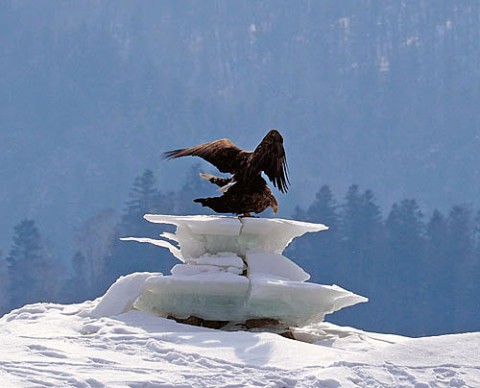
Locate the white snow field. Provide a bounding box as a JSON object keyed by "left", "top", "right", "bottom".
{"left": 1, "top": 288, "right": 479, "bottom": 387}
{"left": 1, "top": 215, "right": 479, "bottom": 387}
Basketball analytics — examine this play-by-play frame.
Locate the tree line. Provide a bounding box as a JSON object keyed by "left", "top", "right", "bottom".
{"left": 287, "top": 185, "right": 480, "bottom": 336}
{"left": 1, "top": 169, "right": 479, "bottom": 336}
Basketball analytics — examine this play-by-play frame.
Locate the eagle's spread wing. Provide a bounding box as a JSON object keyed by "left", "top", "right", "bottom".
{"left": 249, "top": 129, "right": 290, "bottom": 193}
{"left": 163, "top": 138, "right": 244, "bottom": 174}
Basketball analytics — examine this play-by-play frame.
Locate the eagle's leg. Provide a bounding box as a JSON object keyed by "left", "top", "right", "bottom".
{"left": 239, "top": 213, "right": 256, "bottom": 218}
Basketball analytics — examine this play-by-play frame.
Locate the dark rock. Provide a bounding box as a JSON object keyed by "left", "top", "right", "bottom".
{"left": 167, "top": 315, "right": 228, "bottom": 329}
{"left": 245, "top": 318, "right": 281, "bottom": 329}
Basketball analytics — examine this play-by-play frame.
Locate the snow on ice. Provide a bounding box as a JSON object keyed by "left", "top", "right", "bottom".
{"left": 1, "top": 215, "right": 479, "bottom": 387}
{"left": 121, "top": 215, "right": 367, "bottom": 326}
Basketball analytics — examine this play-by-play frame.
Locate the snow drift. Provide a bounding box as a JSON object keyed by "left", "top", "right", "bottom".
{"left": 1, "top": 281, "right": 479, "bottom": 387}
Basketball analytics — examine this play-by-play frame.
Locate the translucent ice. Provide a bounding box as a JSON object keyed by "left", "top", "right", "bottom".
{"left": 133, "top": 271, "right": 366, "bottom": 326}
{"left": 134, "top": 272, "right": 250, "bottom": 321}
{"left": 122, "top": 215, "right": 367, "bottom": 327}
{"left": 122, "top": 214, "right": 328, "bottom": 261}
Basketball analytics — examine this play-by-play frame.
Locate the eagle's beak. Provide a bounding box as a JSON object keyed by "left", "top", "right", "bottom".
{"left": 272, "top": 203, "right": 278, "bottom": 214}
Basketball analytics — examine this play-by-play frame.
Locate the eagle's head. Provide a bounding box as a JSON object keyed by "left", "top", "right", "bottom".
{"left": 264, "top": 129, "right": 283, "bottom": 143}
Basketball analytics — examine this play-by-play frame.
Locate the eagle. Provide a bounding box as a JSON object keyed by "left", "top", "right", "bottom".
{"left": 163, "top": 129, "right": 289, "bottom": 216}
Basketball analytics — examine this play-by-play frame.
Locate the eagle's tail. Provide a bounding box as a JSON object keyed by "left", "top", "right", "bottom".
{"left": 194, "top": 197, "right": 230, "bottom": 214}
{"left": 193, "top": 198, "right": 207, "bottom": 206}
{"left": 193, "top": 197, "right": 214, "bottom": 210}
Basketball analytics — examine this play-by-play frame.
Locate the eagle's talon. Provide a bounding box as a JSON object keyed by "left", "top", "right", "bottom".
{"left": 200, "top": 173, "right": 215, "bottom": 180}
{"left": 218, "top": 181, "right": 236, "bottom": 193}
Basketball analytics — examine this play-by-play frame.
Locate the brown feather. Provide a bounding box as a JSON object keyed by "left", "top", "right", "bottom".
{"left": 194, "top": 176, "right": 278, "bottom": 215}
{"left": 248, "top": 129, "right": 290, "bottom": 193}
{"left": 163, "top": 139, "right": 246, "bottom": 174}
{"left": 163, "top": 129, "right": 290, "bottom": 215}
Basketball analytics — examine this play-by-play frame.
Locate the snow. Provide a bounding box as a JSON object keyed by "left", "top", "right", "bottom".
{"left": 89, "top": 272, "right": 153, "bottom": 318}
{"left": 246, "top": 251, "right": 309, "bottom": 281}
{"left": 1, "top": 291, "right": 479, "bottom": 387}
{"left": 2, "top": 214, "right": 479, "bottom": 387}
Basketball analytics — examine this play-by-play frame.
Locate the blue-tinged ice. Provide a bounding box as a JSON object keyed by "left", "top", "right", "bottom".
{"left": 121, "top": 215, "right": 367, "bottom": 327}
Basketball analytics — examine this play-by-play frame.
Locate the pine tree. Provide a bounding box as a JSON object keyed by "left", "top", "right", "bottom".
{"left": 447, "top": 206, "right": 474, "bottom": 262}
{"left": 102, "top": 170, "right": 176, "bottom": 287}
{"left": 386, "top": 199, "right": 425, "bottom": 271}
{"left": 73, "top": 208, "right": 116, "bottom": 296}
{"left": 0, "top": 250, "right": 6, "bottom": 315}
{"left": 340, "top": 186, "right": 384, "bottom": 292}
{"left": 471, "top": 210, "right": 480, "bottom": 330}
{"left": 425, "top": 209, "right": 452, "bottom": 333}
{"left": 446, "top": 205, "right": 475, "bottom": 331}
{"left": 174, "top": 163, "right": 214, "bottom": 215}
{"left": 357, "top": 190, "right": 385, "bottom": 280}
{"left": 341, "top": 184, "right": 362, "bottom": 253}
{"left": 121, "top": 169, "right": 163, "bottom": 233}
{"left": 6, "top": 219, "right": 50, "bottom": 310}
{"left": 329, "top": 186, "right": 386, "bottom": 331}
{"left": 385, "top": 199, "right": 425, "bottom": 335}
{"left": 296, "top": 185, "right": 342, "bottom": 284}
{"left": 62, "top": 251, "right": 90, "bottom": 303}
{"left": 36, "top": 239, "right": 62, "bottom": 303}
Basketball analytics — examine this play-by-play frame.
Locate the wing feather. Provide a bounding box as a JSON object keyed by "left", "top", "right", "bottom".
{"left": 163, "top": 139, "right": 244, "bottom": 174}
{"left": 249, "top": 130, "right": 290, "bottom": 193}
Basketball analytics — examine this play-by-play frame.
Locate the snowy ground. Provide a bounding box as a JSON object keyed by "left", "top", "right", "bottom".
{"left": 2, "top": 216, "right": 479, "bottom": 387}
{"left": 1, "top": 282, "right": 479, "bottom": 387}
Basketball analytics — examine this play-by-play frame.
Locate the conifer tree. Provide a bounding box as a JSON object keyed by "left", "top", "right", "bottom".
{"left": 425, "top": 209, "right": 452, "bottom": 333}
{"left": 386, "top": 199, "right": 425, "bottom": 269}
{"left": 174, "top": 163, "right": 213, "bottom": 215}
{"left": 62, "top": 251, "right": 90, "bottom": 303}
{"left": 0, "top": 250, "right": 6, "bottom": 315}
{"left": 121, "top": 169, "right": 163, "bottom": 233}
{"left": 102, "top": 170, "right": 175, "bottom": 287}
{"left": 292, "top": 185, "right": 341, "bottom": 284}
{"left": 357, "top": 190, "right": 385, "bottom": 279}
{"left": 446, "top": 205, "right": 475, "bottom": 330}
{"left": 471, "top": 210, "right": 480, "bottom": 328}
{"left": 341, "top": 184, "right": 362, "bottom": 252}
{"left": 6, "top": 219, "right": 50, "bottom": 310}
{"left": 447, "top": 206, "right": 474, "bottom": 262}
{"left": 329, "top": 186, "right": 386, "bottom": 330}
{"left": 73, "top": 208, "right": 116, "bottom": 295}
{"left": 340, "top": 186, "right": 384, "bottom": 292}
{"left": 385, "top": 199, "right": 425, "bottom": 335}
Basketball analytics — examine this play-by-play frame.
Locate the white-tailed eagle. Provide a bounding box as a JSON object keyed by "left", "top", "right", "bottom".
{"left": 163, "top": 129, "right": 289, "bottom": 216}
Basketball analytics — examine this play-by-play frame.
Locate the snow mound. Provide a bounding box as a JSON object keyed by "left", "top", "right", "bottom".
{"left": 89, "top": 272, "right": 153, "bottom": 318}
{"left": 2, "top": 298, "right": 479, "bottom": 388}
